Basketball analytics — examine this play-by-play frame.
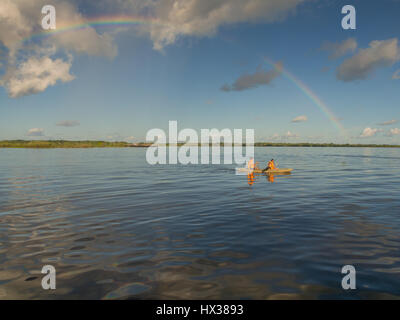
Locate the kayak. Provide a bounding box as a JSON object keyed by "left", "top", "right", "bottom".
{"left": 236, "top": 168, "right": 293, "bottom": 174}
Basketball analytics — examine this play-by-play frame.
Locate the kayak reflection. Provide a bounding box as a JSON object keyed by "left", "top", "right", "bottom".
{"left": 247, "top": 172, "right": 255, "bottom": 186}
{"left": 246, "top": 171, "right": 291, "bottom": 185}
{"left": 265, "top": 171, "right": 292, "bottom": 183}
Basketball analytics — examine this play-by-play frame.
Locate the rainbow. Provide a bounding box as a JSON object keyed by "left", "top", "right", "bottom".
{"left": 22, "top": 18, "right": 347, "bottom": 137}
{"left": 22, "top": 15, "right": 163, "bottom": 43}
{"left": 264, "top": 57, "right": 347, "bottom": 137}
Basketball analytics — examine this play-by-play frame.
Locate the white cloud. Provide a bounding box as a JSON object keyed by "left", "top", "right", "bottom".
{"left": 270, "top": 131, "right": 298, "bottom": 140}
{"left": 285, "top": 131, "right": 298, "bottom": 138}
{"left": 145, "top": 0, "right": 308, "bottom": 50}
{"left": 337, "top": 38, "right": 400, "bottom": 81}
{"left": 0, "top": 0, "right": 118, "bottom": 97}
{"left": 27, "top": 128, "right": 44, "bottom": 136}
{"left": 0, "top": 0, "right": 34, "bottom": 60}
{"left": 56, "top": 120, "right": 80, "bottom": 127}
{"left": 1, "top": 56, "right": 74, "bottom": 98}
{"left": 388, "top": 128, "right": 400, "bottom": 136}
{"left": 291, "top": 115, "right": 308, "bottom": 123}
{"left": 360, "top": 127, "right": 383, "bottom": 138}
{"left": 50, "top": 1, "right": 117, "bottom": 58}
{"left": 53, "top": 30, "right": 117, "bottom": 59}
{"left": 392, "top": 69, "right": 400, "bottom": 80}
{"left": 221, "top": 62, "right": 283, "bottom": 92}
{"left": 106, "top": 133, "right": 136, "bottom": 142}
{"left": 0, "top": 0, "right": 117, "bottom": 58}
{"left": 321, "top": 38, "right": 357, "bottom": 59}
{"left": 0, "top": 0, "right": 313, "bottom": 96}
{"left": 124, "top": 136, "right": 136, "bottom": 142}
{"left": 378, "top": 119, "right": 398, "bottom": 126}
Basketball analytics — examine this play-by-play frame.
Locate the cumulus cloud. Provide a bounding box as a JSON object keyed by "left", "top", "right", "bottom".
{"left": 291, "top": 115, "right": 308, "bottom": 123}
{"left": 1, "top": 56, "right": 74, "bottom": 98}
{"left": 388, "top": 128, "right": 400, "bottom": 136}
{"left": 0, "top": 0, "right": 117, "bottom": 58}
{"left": 321, "top": 38, "right": 357, "bottom": 59}
{"left": 50, "top": 1, "right": 117, "bottom": 58}
{"left": 106, "top": 133, "right": 136, "bottom": 142}
{"left": 0, "top": 0, "right": 312, "bottom": 96}
{"left": 56, "top": 120, "right": 80, "bottom": 127}
{"left": 0, "top": 0, "right": 34, "bottom": 60}
{"left": 145, "top": 0, "right": 308, "bottom": 50}
{"left": 124, "top": 136, "right": 136, "bottom": 142}
{"left": 285, "top": 131, "right": 299, "bottom": 138}
{"left": 270, "top": 131, "right": 298, "bottom": 140}
{"left": 27, "top": 128, "right": 44, "bottom": 136}
{"left": 360, "top": 127, "right": 383, "bottom": 138}
{"left": 378, "top": 119, "right": 398, "bottom": 126}
{"left": 221, "top": 62, "right": 283, "bottom": 92}
{"left": 337, "top": 38, "right": 400, "bottom": 82}
{"left": 392, "top": 69, "right": 400, "bottom": 80}
{"left": 0, "top": 0, "right": 118, "bottom": 97}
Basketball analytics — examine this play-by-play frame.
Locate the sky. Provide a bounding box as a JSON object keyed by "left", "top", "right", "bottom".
{"left": 1, "top": 0, "right": 400, "bottom": 144}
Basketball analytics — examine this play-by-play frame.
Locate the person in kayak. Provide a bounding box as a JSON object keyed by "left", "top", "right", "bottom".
{"left": 247, "top": 158, "right": 259, "bottom": 170}
{"left": 247, "top": 158, "right": 255, "bottom": 169}
{"left": 264, "top": 159, "right": 276, "bottom": 171}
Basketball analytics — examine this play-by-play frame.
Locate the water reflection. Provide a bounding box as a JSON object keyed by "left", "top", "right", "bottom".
{"left": 247, "top": 172, "right": 255, "bottom": 186}
{"left": 246, "top": 171, "right": 291, "bottom": 185}
{"left": 1, "top": 148, "right": 400, "bottom": 299}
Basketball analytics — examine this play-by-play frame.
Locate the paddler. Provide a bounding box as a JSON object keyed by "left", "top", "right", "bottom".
{"left": 247, "top": 158, "right": 259, "bottom": 170}
{"left": 264, "top": 159, "right": 276, "bottom": 171}
{"left": 247, "top": 158, "right": 254, "bottom": 170}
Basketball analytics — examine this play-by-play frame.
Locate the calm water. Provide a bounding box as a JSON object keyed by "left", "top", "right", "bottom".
{"left": 1, "top": 147, "right": 400, "bottom": 299}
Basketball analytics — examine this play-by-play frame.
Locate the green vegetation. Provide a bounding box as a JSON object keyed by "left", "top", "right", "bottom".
{"left": 0, "top": 140, "right": 138, "bottom": 148}
{"left": 253, "top": 142, "right": 400, "bottom": 148}
{"left": 0, "top": 140, "right": 399, "bottom": 148}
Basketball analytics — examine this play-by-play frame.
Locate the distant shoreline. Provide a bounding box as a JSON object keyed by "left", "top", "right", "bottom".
{"left": 1, "top": 140, "right": 400, "bottom": 149}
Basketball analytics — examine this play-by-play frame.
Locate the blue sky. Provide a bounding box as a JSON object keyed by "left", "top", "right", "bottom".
{"left": 1, "top": 0, "right": 400, "bottom": 143}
